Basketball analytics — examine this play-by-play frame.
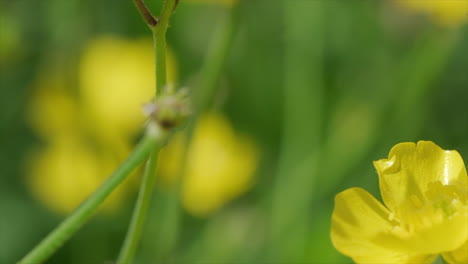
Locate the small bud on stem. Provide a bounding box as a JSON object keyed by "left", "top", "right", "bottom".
{"left": 143, "top": 86, "right": 191, "bottom": 131}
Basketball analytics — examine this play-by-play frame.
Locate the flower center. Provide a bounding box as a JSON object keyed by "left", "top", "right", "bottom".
{"left": 394, "top": 181, "right": 466, "bottom": 234}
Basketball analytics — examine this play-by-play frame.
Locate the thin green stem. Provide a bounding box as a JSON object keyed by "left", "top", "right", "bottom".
{"left": 116, "top": 150, "right": 160, "bottom": 264}
{"left": 154, "top": 28, "right": 166, "bottom": 94}
{"left": 155, "top": 6, "right": 242, "bottom": 260}
{"left": 153, "top": 0, "right": 177, "bottom": 96}
{"left": 18, "top": 135, "right": 158, "bottom": 264}
{"left": 269, "top": 0, "right": 324, "bottom": 261}
{"left": 194, "top": 5, "right": 240, "bottom": 115}
{"left": 116, "top": 1, "right": 178, "bottom": 263}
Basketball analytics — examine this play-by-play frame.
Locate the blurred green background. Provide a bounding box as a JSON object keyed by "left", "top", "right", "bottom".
{"left": 1, "top": 0, "right": 467, "bottom": 263}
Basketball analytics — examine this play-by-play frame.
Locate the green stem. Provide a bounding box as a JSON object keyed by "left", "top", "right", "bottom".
{"left": 153, "top": 0, "right": 177, "bottom": 96}
{"left": 269, "top": 0, "right": 324, "bottom": 261}
{"left": 133, "top": 0, "right": 158, "bottom": 27}
{"left": 155, "top": 6, "right": 241, "bottom": 259}
{"left": 116, "top": 150, "right": 161, "bottom": 264}
{"left": 194, "top": 5, "right": 240, "bottom": 115}
{"left": 18, "top": 135, "right": 158, "bottom": 264}
{"left": 154, "top": 28, "right": 166, "bottom": 94}
{"left": 116, "top": 1, "right": 177, "bottom": 263}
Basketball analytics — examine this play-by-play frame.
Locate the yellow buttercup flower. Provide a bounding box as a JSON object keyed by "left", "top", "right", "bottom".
{"left": 26, "top": 35, "right": 177, "bottom": 214}
{"left": 395, "top": 0, "right": 468, "bottom": 27}
{"left": 26, "top": 79, "right": 132, "bottom": 214}
{"left": 26, "top": 134, "right": 130, "bottom": 214}
{"left": 331, "top": 141, "right": 468, "bottom": 264}
{"left": 158, "top": 112, "right": 259, "bottom": 217}
{"left": 79, "top": 36, "right": 177, "bottom": 140}
{"left": 27, "top": 70, "right": 79, "bottom": 138}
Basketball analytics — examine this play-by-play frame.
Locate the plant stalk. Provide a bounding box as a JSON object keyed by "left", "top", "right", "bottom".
{"left": 18, "top": 135, "right": 158, "bottom": 264}
{"left": 155, "top": 5, "right": 242, "bottom": 259}
{"left": 116, "top": 151, "right": 160, "bottom": 264}
{"left": 133, "top": 0, "right": 158, "bottom": 27}
{"left": 116, "top": 1, "right": 178, "bottom": 263}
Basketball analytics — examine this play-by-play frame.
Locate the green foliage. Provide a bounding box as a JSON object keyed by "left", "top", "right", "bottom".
{"left": 1, "top": 0, "right": 467, "bottom": 263}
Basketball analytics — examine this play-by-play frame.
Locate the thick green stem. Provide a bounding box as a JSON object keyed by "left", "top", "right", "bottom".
{"left": 116, "top": 150, "right": 160, "bottom": 264}
{"left": 18, "top": 135, "right": 158, "bottom": 264}
{"left": 116, "top": 1, "right": 178, "bottom": 263}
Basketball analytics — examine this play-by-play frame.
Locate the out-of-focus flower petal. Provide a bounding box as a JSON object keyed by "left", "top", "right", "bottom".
{"left": 157, "top": 132, "right": 186, "bottom": 185}
{"left": 158, "top": 113, "right": 259, "bottom": 217}
{"left": 28, "top": 71, "right": 78, "bottom": 138}
{"left": 27, "top": 135, "right": 128, "bottom": 214}
{"left": 79, "top": 36, "right": 177, "bottom": 138}
{"left": 182, "top": 113, "right": 258, "bottom": 216}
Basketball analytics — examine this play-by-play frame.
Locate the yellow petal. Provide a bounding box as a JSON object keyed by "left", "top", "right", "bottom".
{"left": 374, "top": 141, "right": 467, "bottom": 217}
{"left": 443, "top": 239, "right": 468, "bottom": 264}
{"left": 331, "top": 187, "right": 436, "bottom": 264}
{"left": 373, "top": 193, "right": 467, "bottom": 254}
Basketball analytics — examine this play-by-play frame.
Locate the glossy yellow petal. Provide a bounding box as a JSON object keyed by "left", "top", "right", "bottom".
{"left": 333, "top": 142, "right": 467, "bottom": 261}
{"left": 79, "top": 36, "right": 177, "bottom": 138}
{"left": 374, "top": 141, "right": 467, "bottom": 217}
{"left": 374, "top": 191, "right": 467, "bottom": 254}
{"left": 331, "top": 187, "right": 436, "bottom": 264}
{"left": 443, "top": 240, "right": 468, "bottom": 264}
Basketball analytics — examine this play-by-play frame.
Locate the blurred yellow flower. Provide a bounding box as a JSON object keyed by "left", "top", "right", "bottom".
{"left": 158, "top": 113, "right": 259, "bottom": 217}
{"left": 79, "top": 36, "right": 177, "bottom": 140}
{"left": 27, "top": 134, "right": 129, "bottom": 214}
{"left": 395, "top": 0, "right": 468, "bottom": 26}
{"left": 27, "top": 77, "right": 131, "bottom": 214}
{"left": 28, "top": 71, "right": 79, "bottom": 138}
{"left": 331, "top": 141, "right": 468, "bottom": 264}
{"left": 26, "top": 35, "right": 177, "bottom": 214}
